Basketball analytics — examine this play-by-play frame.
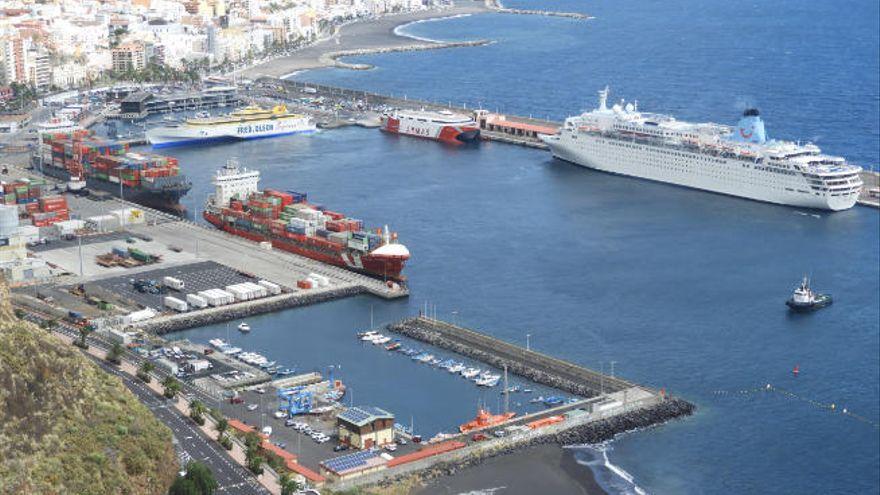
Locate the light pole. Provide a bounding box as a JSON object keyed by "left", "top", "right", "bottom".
{"left": 526, "top": 333, "right": 531, "bottom": 351}
{"left": 451, "top": 310, "right": 458, "bottom": 326}
{"left": 610, "top": 360, "right": 617, "bottom": 378}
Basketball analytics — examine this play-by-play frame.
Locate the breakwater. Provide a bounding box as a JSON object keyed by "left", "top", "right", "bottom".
{"left": 486, "top": 0, "right": 592, "bottom": 20}
{"left": 387, "top": 316, "right": 632, "bottom": 397}
{"left": 320, "top": 39, "right": 493, "bottom": 71}
{"left": 335, "top": 396, "right": 694, "bottom": 491}
{"left": 135, "top": 286, "right": 364, "bottom": 334}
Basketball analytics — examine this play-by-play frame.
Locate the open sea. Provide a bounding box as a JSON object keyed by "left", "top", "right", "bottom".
{"left": 135, "top": 0, "right": 880, "bottom": 493}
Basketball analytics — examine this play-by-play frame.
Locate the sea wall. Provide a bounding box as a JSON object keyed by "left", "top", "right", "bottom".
{"left": 321, "top": 39, "right": 493, "bottom": 70}
{"left": 136, "top": 286, "right": 364, "bottom": 334}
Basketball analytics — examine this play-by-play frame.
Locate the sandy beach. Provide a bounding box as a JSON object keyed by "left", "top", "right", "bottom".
{"left": 415, "top": 444, "right": 607, "bottom": 495}
{"left": 240, "top": 1, "right": 492, "bottom": 78}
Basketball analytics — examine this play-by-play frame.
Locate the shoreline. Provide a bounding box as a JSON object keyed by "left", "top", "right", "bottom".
{"left": 240, "top": 1, "right": 493, "bottom": 79}
{"left": 416, "top": 444, "right": 607, "bottom": 495}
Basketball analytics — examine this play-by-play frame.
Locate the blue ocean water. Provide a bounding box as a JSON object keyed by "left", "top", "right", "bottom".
{"left": 147, "top": 1, "right": 878, "bottom": 493}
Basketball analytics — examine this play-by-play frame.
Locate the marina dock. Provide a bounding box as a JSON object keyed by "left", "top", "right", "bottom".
{"left": 389, "top": 316, "right": 634, "bottom": 397}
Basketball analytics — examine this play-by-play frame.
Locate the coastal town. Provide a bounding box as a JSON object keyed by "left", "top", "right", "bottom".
{"left": 0, "top": 1, "right": 878, "bottom": 495}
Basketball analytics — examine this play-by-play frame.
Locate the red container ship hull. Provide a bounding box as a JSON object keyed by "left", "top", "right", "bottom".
{"left": 203, "top": 212, "right": 407, "bottom": 281}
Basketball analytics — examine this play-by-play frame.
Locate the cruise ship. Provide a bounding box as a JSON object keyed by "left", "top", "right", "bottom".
{"left": 381, "top": 109, "right": 480, "bottom": 144}
{"left": 541, "top": 88, "right": 863, "bottom": 211}
{"left": 146, "top": 105, "right": 316, "bottom": 148}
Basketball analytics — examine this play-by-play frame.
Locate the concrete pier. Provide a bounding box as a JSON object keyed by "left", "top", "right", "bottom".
{"left": 388, "top": 316, "right": 631, "bottom": 397}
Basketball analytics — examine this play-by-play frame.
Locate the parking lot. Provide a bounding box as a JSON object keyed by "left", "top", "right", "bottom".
{"left": 87, "top": 260, "right": 260, "bottom": 311}
{"left": 217, "top": 387, "right": 421, "bottom": 474}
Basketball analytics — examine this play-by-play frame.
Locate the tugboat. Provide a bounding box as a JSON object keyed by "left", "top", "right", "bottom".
{"left": 786, "top": 276, "right": 832, "bottom": 311}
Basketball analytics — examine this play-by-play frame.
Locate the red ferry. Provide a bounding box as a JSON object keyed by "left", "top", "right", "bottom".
{"left": 381, "top": 109, "right": 480, "bottom": 145}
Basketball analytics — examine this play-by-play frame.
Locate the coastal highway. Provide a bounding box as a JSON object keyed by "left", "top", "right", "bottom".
{"left": 94, "top": 358, "right": 270, "bottom": 495}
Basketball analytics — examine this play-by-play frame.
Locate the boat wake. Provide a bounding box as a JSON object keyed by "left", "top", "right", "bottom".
{"left": 393, "top": 14, "right": 474, "bottom": 43}
{"left": 569, "top": 442, "right": 649, "bottom": 495}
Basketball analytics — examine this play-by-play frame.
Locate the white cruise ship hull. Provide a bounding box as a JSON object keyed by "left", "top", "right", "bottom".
{"left": 147, "top": 118, "right": 316, "bottom": 148}
{"left": 543, "top": 134, "right": 860, "bottom": 211}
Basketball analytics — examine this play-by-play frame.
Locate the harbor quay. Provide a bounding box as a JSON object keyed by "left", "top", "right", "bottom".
{"left": 260, "top": 77, "right": 561, "bottom": 149}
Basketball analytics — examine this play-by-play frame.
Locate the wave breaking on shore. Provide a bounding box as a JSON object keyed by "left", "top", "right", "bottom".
{"left": 392, "top": 13, "right": 474, "bottom": 43}
{"left": 570, "top": 442, "right": 648, "bottom": 495}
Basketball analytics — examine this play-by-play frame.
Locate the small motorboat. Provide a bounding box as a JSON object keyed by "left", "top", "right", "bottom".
{"left": 238, "top": 322, "right": 251, "bottom": 332}
{"left": 461, "top": 367, "right": 481, "bottom": 379}
{"left": 543, "top": 396, "right": 565, "bottom": 407}
{"left": 385, "top": 341, "right": 402, "bottom": 351}
{"left": 448, "top": 362, "right": 465, "bottom": 373}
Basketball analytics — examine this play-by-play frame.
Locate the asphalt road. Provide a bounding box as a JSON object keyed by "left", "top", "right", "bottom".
{"left": 95, "top": 359, "right": 269, "bottom": 495}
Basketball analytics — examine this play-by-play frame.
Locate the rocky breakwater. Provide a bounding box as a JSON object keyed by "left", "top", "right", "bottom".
{"left": 388, "top": 317, "right": 617, "bottom": 397}
{"left": 137, "top": 286, "right": 364, "bottom": 334}
{"left": 486, "top": 0, "right": 593, "bottom": 19}
{"left": 321, "top": 39, "right": 494, "bottom": 71}
{"left": 373, "top": 397, "right": 695, "bottom": 490}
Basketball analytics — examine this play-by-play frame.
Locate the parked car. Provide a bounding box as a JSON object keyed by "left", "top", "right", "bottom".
{"left": 384, "top": 444, "right": 397, "bottom": 452}
{"left": 333, "top": 444, "right": 349, "bottom": 452}
{"left": 471, "top": 433, "right": 488, "bottom": 442}
{"left": 396, "top": 437, "right": 408, "bottom": 445}
{"left": 247, "top": 404, "right": 259, "bottom": 411}
{"left": 230, "top": 397, "right": 244, "bottom": 404}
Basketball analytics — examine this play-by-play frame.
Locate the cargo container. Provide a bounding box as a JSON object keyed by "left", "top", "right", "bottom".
{"left": 188, "top": 359, "right": 212, "bottom": 373}
{"left": 111, "top": 246, "right": 129, "bottom": 257}
{"left": 87, "top": 214, "right": 120, "bottom": 232}
{"left": 297, "top": 279, "right": 313, "bottom": 289}
{"left": 164, "top": 296, "right": 188, "bottom": 312}
{"left": 258, "top": 280, "right": 282, "bottom": 295}
{"left": 186, "top": 293, "right": 208, "bottom": 308}
{"left": 307, "top": 273, "right": 330, "bottom": 288}
{"left": 163, "top": 276, "right": 185, "bottom": 291}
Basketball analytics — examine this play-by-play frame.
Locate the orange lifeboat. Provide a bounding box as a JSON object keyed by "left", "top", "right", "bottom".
{"left": 459, "top": 408, "right": 516, "bottom": 433}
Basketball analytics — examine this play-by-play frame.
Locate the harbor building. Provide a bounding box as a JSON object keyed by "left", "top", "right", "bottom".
{"left": 336, "top": 406, "right": 394, "bottom": 450}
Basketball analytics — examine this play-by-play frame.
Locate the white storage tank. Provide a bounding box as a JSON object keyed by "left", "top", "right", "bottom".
{"left": 186, "top": 293, "right": 208, "bottom": 308}
{"left": 0, "top": 204, "right": 19, "bottom": 239}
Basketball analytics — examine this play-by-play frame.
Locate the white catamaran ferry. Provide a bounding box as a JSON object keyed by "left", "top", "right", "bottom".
{"left": 541, "top": 88, "right": 863, "bottom": 211}
{"left": 146, "top": 105, "right": 315, "bottom": 148}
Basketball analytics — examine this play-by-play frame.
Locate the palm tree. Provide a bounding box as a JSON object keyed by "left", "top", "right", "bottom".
{"left": 106, "top": 342, "right": 124, "bottom": 365}
{"left": 77, "top": 325, "right": 92, "bottom": 348}
{"left": 189, "top": 399, "right": 206, "bottom": 424}
{"left": 137, "top": 361, "right": 155, "bottom": 382}
{"left": 216, "top": 417, "right": 228, "bottom": 441}
{"left": 162, "top": 376, "right": 181, "bottom": 399}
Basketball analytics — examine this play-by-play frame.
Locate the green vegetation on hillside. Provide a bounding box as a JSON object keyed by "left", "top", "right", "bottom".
{"left": 0, "top": 280, "right": 178, "bottom": 494}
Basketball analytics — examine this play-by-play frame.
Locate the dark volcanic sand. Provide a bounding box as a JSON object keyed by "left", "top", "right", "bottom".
{"left": 416, "top": 444, "right": 606, "bottom": 495}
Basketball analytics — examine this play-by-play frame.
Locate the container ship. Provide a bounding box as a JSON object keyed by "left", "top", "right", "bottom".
{"left": 35, "top": 130, "right": 192, "bottom": 213}
{"left": 146, "top": 105, "right": 316, "bottom": 148}
{"left": 380, "top": 109, "right": 480, "bottom": 144}
{"left": 541, "top": 87, "right": 863, "bottom": 211}
{"left": 203, "top": 160, "right": 410, "bottom": 281}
